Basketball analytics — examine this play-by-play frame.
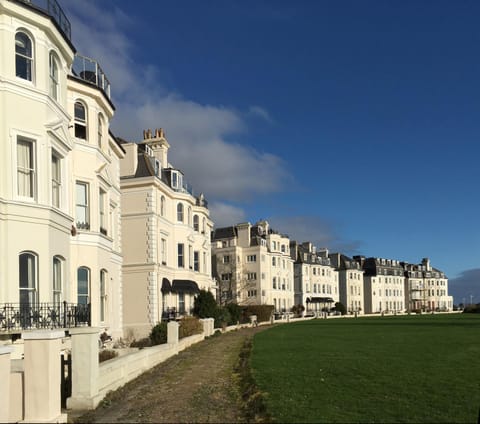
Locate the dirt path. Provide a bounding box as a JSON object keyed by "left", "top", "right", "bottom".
{"left": 72, "top": 326, "right": 268, "bottom": 423}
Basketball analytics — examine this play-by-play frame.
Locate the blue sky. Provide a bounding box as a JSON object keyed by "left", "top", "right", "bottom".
{"left": 64, "top": 0, "right": 480, "bottom": 304}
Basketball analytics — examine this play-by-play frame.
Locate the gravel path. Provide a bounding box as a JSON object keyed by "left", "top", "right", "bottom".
{"left": 72, "top": 326, "right": 268, "bottom": 423}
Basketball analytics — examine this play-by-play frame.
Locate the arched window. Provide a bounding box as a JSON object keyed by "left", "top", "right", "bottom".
{"left": 97, "top": 114, "right": 103, "bottom": 148}
{"left": 53, "top": 256, "right": 63, "bottom": 304}
{"left": 74, "top": 101, "right": 87, "bottom": 140}
{"left": 202, "top": 217, "right": 206, "bottom": 234}
{"left": 160, "top": 196, "right": 165, "bottom": 216}
{"left": 187, "top": 207, "right": 192, "bottom": 227}
{"left": 77, "top": 267, "right": 90, "bottom": 305}
{"left": 100, "top": 269, "right": 107, "bottom": 322}
{"left": 19, "top": 252, "right": 37, "bottom": 308}
{"left": 15, "top": 31, "right": 33, "bottom": 81}
{"left": 193, "top": 215, "right": 199, "bottom": 232}
{"left": 49, "top": 51, "right": 59, "bottom": 100}
{"left": 177, "top": 203, "right": 184, "bottom": 222}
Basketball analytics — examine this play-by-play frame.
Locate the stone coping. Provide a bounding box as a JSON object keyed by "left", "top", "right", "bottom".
{"left": 22, "top": 330, "right": 66, "bottom": 340}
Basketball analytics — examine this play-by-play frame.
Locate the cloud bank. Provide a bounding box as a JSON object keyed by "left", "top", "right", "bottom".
{"left": 449, "top": 268, "right": 480, "bottom": 305}
{"left": 65, "top": 1, "right": 289, "bottom": 219}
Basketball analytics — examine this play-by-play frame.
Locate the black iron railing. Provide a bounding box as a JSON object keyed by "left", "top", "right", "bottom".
{"left": 0, "top": 302, "right": 90, "bottom": 332}
{"left": 16, "top": 0, "right": 71, "bottom": 41}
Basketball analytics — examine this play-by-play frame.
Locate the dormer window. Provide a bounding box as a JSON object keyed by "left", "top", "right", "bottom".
{"left": 154, "top": 159, "right": 160, "bottom": 176}
{"left": 171, "top": 170, "right": 183, "bottom": 190}
{"left": 145, "top": 145, "right": 153, "bottom": 156}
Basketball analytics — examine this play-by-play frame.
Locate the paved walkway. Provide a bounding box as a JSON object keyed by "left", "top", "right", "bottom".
{"left": 71, "top": 326, "right": 268, "bottom": 423}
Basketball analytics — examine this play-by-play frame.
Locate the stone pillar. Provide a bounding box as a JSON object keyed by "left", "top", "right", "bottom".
{"left": 167, "top": 321, "right": 179, "bottom": 345}
{"left": 0, "top": 346, "right": 13, "bottom": 423}
{"left": 22, "top": 330, "right": 67, "bottom": 423}
{"left": 67, "top": 327, "right": 101, "bottom": 410}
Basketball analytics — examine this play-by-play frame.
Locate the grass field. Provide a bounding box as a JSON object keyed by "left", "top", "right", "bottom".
{"left": 251, "top": 314, "right": 480, "bottom": 423}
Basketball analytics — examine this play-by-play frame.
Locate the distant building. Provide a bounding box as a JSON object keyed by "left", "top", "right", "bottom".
{"left": 290, "top": 243, "right": 339, "bottom": 314}
{"left": 403, "top": 258, "right": 452, "bottom": 312}
{"left": 211, "top": 220, "right": 294, "bottom": 312}
{"left": 329, "top": 254, "right": 364, "bottom": 314}
{"left": 120, "top": 129, "right": 214, "bottom": 338}
{"left": 356, "top": 257, "right": 404, "bottom": 314}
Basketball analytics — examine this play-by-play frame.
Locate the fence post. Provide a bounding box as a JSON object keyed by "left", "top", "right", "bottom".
{"left": 67, "top": 327, "right": 101, "bottom": 410}
{"left": 167, "top": 321, "right": 179, "bottom": 344}
{"left": 22, "top": 330, "right": 67, "bottom": 423}
{"left": 0, "top": 346, "right": 14, "bottom": 422}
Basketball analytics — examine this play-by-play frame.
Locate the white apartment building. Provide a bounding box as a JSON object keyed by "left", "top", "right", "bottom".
{"left": 357, "top": 257, "right": 405, "bottom": 315}
{"left": 404, "top": 258, "right": 452, "bottom": 312}
{"left": 291, "top": 242, "right": 339, "bottom": 314}
{"left": 0, "top": 0, "right": 124, "bottom": 337}
{"left": 212, "top": 220, "right": 294, "bottom": 312}
{"left": 120, "top": 129, "right": 214, "bottom": 338}
{"left": 329, "top": 254, "right": 364, "bottom": 314}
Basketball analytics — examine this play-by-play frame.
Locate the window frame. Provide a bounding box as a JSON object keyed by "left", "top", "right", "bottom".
{"left": 177, "top": 202, "right": 184, "bottom": 222}
{"left": 17, "top": 136, "right": 36, "bottom": 199}
{"left": 75, "top": 181, "right": 90, "bottom": 230}
{"left": 15, "top": 31, "right": 33, "bottom": 82}
{"left": 51, "top": 151, "right": 61, "bottom": 208}
{"left": 53, "top": 256, "right": 63, "bottom": 304}
{"left": 49, "top": 51, "right": 59, "bottom": 100}
{"left": 74, "top": 101, "right": 88, "bottom": 140}
{"left": 77, "top": 266, "right": 90, "bottom": 305}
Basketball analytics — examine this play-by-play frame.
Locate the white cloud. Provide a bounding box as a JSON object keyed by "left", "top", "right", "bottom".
{"left": 268, "top": 215, "right": 363, "bottom": 255}
{"left": 65, "top": 1, "right": 290, "bottom": 202}
{"left": 209, "top": 202, "right": 247, "bottom": 228}
{"left": 248, "top": 105, "right": 273, "bottom": 123}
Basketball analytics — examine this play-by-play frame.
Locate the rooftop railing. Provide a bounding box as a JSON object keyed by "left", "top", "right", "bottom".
{"left": 0, "top": 302, "right": 91, "bottom": 333}
{"left": 72, "top": 54, "right": 111, "bottom": 99}
{"left": 16, "top": 0, "right": 71, "bottom": 40}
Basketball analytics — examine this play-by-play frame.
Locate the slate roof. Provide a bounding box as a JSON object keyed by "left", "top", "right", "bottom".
{"left": 212, "top": 226, "right": 237, "bottom": 240}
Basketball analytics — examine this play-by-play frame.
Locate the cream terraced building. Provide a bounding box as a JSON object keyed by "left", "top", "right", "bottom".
{"left": 291, "top": 242, "right": 339, "bottom": 314}
{"left": 120, "top": 129, "right": 214, "bottom": 338}
{"left": 212, "top": 220, "right": 294, "bottom": 312}
{"left": 329, "top": 253, "right": 365, "bottom": 315}
{"left": 0, "top": 0, "right": 125, "bottom": 337}
{"left": 403, "top": 258, "right": 453, "bottom": 312}
{"left": 356, "top": 256, "right": 405, "bottom": 315}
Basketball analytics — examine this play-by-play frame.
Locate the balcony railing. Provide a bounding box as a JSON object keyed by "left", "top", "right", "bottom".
{"left": 72, "top": 54, "right": 111, "bottom": 99}
{"left": 0, "top": 302, "right": 90, "bottom": 332}
{"left": 16, "top": 0, "right": 71, "bottom": 40}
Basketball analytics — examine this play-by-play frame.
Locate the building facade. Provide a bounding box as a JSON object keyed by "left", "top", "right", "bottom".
{"left": 355, "top": 257, "right": 404, "bottom": 315}
{"left": 291, "top": 242, "right": 339, "bottom": 314}
{"left": 120, "top": 129, "right": 214, "bottom": 338}
{"left": 212, "top": 220, "right": 294, "bottom": 312}
{"left": 403, "top": 258, "right": 452, "bottom": 312}
{"left": 329, "top": 254, "right": 364, "bottom": 315}
{"left": 0, "top": 0, "right": 124, "bottom": 337}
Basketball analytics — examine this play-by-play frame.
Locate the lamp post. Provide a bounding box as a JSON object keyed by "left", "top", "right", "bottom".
{"left": 470, "top": 294, "right": 474, "bottom": 306}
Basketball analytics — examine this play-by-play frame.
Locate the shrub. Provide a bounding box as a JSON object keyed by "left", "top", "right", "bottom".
{"left": 99, "top": 349, "right": 118, "bottom": 363}
{"left": 291, "top": 304, "right": 305, "bottom": 317}
{"left": 241, "top": 305, "right": 274, "bottom": 323}
{"left": 214, "top": 307, "right": 232, "bottom": 329}
{"left": 179, "top": 316, "right": 203, "bottom": 339}
{"left": 130, "top": 337, "right": 152, "bottom": 348}
{"left": 150, "top": 322, "right": 168, "bottom": 345}
{"left": 226, "top": 302, "right": 242, "bottom": 325}
{"left": 193, "top": 289, "right": 218, "bottom": 318}
{"left": 333, "top": 302, "right": 347, "bottom": 315}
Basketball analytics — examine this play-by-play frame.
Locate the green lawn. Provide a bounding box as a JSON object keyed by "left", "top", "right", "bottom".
{"left": 251, "top": 314, "right": 480, "bottom": 423}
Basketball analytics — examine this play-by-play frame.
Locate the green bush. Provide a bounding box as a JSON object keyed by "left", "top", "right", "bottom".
{"left": 99, "top": 349, "right": 118, "bottom": 363}
{"left": 179, "top": 316, "right": 203, "bottom": 339}
{"left": 214, "top": 307, "right": 232, "bottom": 329}
{"left": 193, "top": 289, "right": 218, "bottom": 318}
{"left": 130, "top": 337, "right": 152, "bottom": 348}
{"left": 226, "top": 302, "right": 242, "bottom": 325}
{"left": 150, "top": 322, "right": 168, "bottom": 345}
{"left": 241, "top": 305, "right": 274, "bottom": 323}
{"left": 333, "top": 302, "right": 347, "bottom": 315}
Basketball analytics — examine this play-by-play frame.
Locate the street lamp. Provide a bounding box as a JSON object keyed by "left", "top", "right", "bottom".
{"left": 470, "top": 294, "right": 474, "bottom": 306}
